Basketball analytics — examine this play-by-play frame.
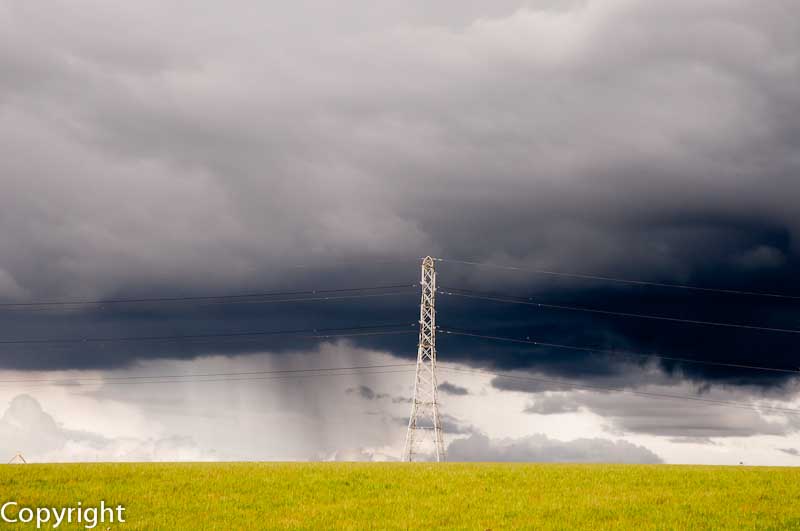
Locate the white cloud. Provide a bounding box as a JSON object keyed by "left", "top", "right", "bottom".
{"left": 319, "top": 446, "right": 399, "bottom": 462}
{"left": 0, "top": 394, "right": 212, "bottom": 462}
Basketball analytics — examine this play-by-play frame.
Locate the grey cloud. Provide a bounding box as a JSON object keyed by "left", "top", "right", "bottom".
{"left": 733, "top": 245, "right": 786, "bottom": 271}
{"left": 493, "top": 377, "right": 577, "bottom": 394}
{"left": 440, "top": 413, "right": 475, "bottom": 435}
{"left": 390, "top": 412, "right": 473, "bottom": 435}
{"left": 525, "top": 395, "right": 581, "bottom": 415}
{"left": 447, "top": 432, "right": 662, "bottom": 463}
{"left": 346, "top": 385, "right": 387, "bottom": 400}
{"left": 0, "top": 0, "right": 799, "bottom": 300}
{"left": 347, "top": 385, "right": 407, "bottom": 402}
{"left": 490, "top": 360, "right": 678, "bottom": 395}
{"left": 439, "top": 381, "right": 470, "bottom": 396}
{"left": 778, "top": 448, "right": 800, "bottom": 457}
{"left": 667, "top": 437, "right": 719, "bottom": 445}
{"left": 522, "top": 386, "right": 797, "bottom": 438}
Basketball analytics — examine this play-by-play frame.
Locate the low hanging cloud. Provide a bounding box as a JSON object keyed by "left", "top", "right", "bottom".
{"left": 521, "top": 384, "right": 800, "bottom": 438}
{"left": 346, "top": 385, "right": 390, "bottom": 401}
{"left": 320, "top": 447, "right": 399, "bottom": 462}
{"left": 439, "top": 381, "right": 470, "bottom": 396}
{"left": 447, "top": 432, "right": 662, "bottom": 463}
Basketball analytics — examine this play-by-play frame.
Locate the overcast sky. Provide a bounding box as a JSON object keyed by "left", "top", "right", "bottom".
{"left": 1, "top": 0, "right": 800, "bottom": 464}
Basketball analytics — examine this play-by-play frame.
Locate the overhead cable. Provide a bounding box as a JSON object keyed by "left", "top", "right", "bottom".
{"left": 439, "top": 328, "right": 800, "bottom": 374}
{"left": 0, "top": 283, "right": 417, "bottom": 308}
{"left": 0, "top": 323, "right": 417, "bottom": 346}
{"left": 440, "top": 287, "right": 800, "bottom": 335}
{"left": 436, "top": 257, "right": 800, "bottom": 300}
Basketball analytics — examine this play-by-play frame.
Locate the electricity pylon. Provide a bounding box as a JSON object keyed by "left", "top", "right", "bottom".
{"left": 403, "top": 256, "right": 445, "bottom": 462}
{"left": 8, "top": 452, "right": 27, "bottom": 464}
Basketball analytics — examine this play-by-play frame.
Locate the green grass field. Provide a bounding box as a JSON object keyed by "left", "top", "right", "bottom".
{"left": 2, "top": 463, "right": 800, "bottom": 529}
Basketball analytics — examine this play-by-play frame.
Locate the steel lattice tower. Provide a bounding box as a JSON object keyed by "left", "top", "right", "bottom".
{"left": 403, "top": 256, "right": 446, "bottom": 462}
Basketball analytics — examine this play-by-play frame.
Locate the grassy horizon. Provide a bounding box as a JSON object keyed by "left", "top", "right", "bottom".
{"left": 2, "top": 462, "right": 800, "bottom": 529}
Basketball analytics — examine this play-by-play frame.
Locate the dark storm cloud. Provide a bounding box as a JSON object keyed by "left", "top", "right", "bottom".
{"left": 0, "top": 0, "right": 799, "bottom": 399}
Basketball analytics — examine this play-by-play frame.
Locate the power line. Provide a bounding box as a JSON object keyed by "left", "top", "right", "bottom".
{"left": 0, "top": 283, "right": 417, "bottom": 309}
{"left": 292, "top": 257, "right": 421, "bottom": 269}
{"left": 34, "top": 368, "right": 415, "bottom": 387}
{"left": 438, "top": 365, "right": 800, "bottom": 416}
{"left": 0, "top": 291, "right": 418, "bottom": 316}
{"left": 439, "top": 328, "right": 800, "bottom": 375}
{"left": 189, "top": 290, "right": 416, "bottom": 307}
{"left": 440, "top": 287, "right": 800, "bottom": 335}
{"left": 0, "top": 363, "right": 417, "bottom": 386}
{"left": 436, "top": 257, "right": 800, "bottom": 300}
{"left": 0, "top": 323, "right": 417, "bottom": 346}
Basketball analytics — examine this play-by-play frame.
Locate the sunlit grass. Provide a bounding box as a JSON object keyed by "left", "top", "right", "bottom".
{"left": 2, "top": 462, "right": 800, "bottom": 529}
